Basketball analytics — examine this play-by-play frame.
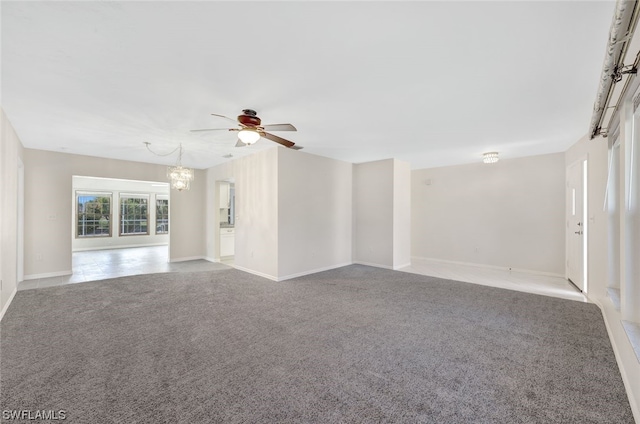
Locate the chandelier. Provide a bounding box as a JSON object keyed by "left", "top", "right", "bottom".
{"left": 145, "top": 142, "right": 194, "bottom": 191}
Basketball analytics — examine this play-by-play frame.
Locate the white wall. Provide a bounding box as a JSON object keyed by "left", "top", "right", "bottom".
{"left": 168, "top": 170, "right": 206, "bottom": 262}
{"left": 277, "top": 148, "right": 353, "bottom": 279}
{"left": 72, "top": 176, "right": 169, "bottom": 251}
{"left": 393, "top": 159, "right": 411, "bottom": 268}
{"left": 353, "top": 159, "right": 394, "bottom": 268}
{"left": 206, "top": 148, "right": 279, "bottom": 279}
{"left": 0, "top": 108, "right": 25, "bottom": 318}
{"left": 207, "top": 147, "right": 354, "bottom": 280}
{"left": 23, "top": 149, "right": 206, "bottom": 278}
{"left": 411, "top": 153, "right": 566, "bottom": 275}
{"left": 353, "top": 158, "right": 411, "bottom": 269}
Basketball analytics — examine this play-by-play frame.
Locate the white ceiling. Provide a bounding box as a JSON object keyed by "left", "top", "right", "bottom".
{"left": 1, "top": 1, "right": 614, "bottom": 170}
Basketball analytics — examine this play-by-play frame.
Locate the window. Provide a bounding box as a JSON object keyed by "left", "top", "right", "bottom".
{"left": 156, "top": 196, "right": 169, "bottom": 234}
{"left": 77, "top": 193, "right": 112, "bottom": 237}
{"left": 119, "top": 194, "right": 149, "bottom": 236}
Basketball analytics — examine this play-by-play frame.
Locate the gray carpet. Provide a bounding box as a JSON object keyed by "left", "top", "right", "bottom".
{"left": 0, "top": 265, "right": 633, "bottom": 423}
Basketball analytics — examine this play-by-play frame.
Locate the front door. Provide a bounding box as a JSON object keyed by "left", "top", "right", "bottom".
{"left": 567, "top": 159, "right": 586, "bottom": 291}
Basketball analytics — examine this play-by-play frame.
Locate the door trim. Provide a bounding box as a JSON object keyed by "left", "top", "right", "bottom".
{"left": 565, "top": 155, "right": 588, "bottom": 293}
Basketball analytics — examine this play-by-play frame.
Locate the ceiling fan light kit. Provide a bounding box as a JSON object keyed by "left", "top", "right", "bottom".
{"left": 238, "top": 129, "right": 261, "bottom": 145}
{"left": 191, "top": 109, "right": 302, "bottom": 150}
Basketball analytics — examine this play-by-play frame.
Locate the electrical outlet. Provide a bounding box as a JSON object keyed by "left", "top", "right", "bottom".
{"left": 47, "top": 214, "right": 57, "bottom": 221}
{"left": 36, "top": 253, "right": 43, "bottom": 261}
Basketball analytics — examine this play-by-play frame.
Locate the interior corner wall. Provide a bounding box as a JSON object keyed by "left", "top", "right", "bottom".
{"left": 168, "top": 169, "right": 206, "bottom": 262}
{"left": 205, "top": 148, "right": 279, "bottom": 279}
{"left": 277, "top": 148, "right": 353, "bottom": 279}
{"left": 393, "top": 159, "right": 411, "bottom": 269}
{"left": 23, "top": 149, "right": 205, "bottom": 278}
{"left": 411, "top": 153, "right": 566, "bottom": 275}
{"left": 353, "top": 159, "right": 395, "bottom": 268}
{"left": 1, "top": 108, "right": 25, "bottom": 317}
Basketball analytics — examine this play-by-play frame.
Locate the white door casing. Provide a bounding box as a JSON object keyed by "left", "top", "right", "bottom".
{"left": 567, "top": 159, "right": 587, "bottom": 292}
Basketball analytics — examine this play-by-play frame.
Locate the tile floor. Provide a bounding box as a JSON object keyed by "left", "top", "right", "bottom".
{"left": 19, "top": 247, "right": 585, "bottom": 303}
{"left": 400, "top": 258, "right": 586, "bottom": 302}
{"left": 19, "top": 246, "right": 230, "bottom": 290}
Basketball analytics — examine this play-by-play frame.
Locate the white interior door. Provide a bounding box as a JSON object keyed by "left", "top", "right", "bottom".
{"left": 567, "top": 160, "right": 586, "bottom": 291}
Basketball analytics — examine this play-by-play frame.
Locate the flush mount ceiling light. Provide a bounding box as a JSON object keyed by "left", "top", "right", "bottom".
{"left": 145, "top": 142, "right": 194, "bottom": 191}
{"left": 237, "top": 128, "right": 261, "bottom": 145}
{"left": 483, "top": 152, "right": 499, "bottom": 164}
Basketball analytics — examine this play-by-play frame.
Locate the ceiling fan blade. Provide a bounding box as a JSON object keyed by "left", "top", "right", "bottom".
{"left": 261, "top": 123, "right": 297, "bottom": 132}
{"left": 235, "top": 138, "right": 247, "bottom": 147}
{"left": 211, "top": 113, "right": 239, "bottom": 124}
{"left": 262, "top": 132, "right": 302, "bottom": 150}
{"left": 190, "top": 128, "right": 230, "bottom": 132}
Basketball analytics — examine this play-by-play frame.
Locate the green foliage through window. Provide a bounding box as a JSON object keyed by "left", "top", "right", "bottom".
{"left": 156, "top": 198, "right": 169, "bottom": 234}
{"left": 120, "top": 196, "right": 149, "bottom": 235}
{"left": 77, "top": 194, "right": 111, "bottom": 237}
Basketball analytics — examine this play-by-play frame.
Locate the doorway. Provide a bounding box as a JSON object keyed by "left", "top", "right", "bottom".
{"left": 567, "top": 158, "right": 588, "bottom": 292}
{"left": 218, "top": 179, "right": 235, "bottom": 264}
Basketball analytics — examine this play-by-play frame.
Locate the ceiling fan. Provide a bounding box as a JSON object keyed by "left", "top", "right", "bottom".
{"left": 191, "top": 109, "right": 302, "bottom": 150}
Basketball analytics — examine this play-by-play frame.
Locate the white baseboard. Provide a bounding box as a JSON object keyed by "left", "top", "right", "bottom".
{"left": 277, "top": 262, "right": 353, "bottom": 281}
{"left": 0, "top": 286, "right": 18, "bottom": 322}
{"left": 203, "top": 257, "right": 219, "bottom": 263}
{"left": 590, "top": 296, "right": 640, "bottom": 424}
{"left": 353, "top": 261, "right": 413, "bottom": 272}
{"left": 411, "top": 256, "right": 564, "bottom": 278}
{"left": 169, "top": 256, "right": 205, "bottom": 263}
{"left": 393, "top": 262, "right": 412, "bottom": 270}
{"left": 23, "top": 270, "right": 72, "bottom": 281}
{"left": 232, "top": 264, "right": 278, "bottom": 281}
{"left": 73, "top": 243, "right": 168, "bottom": 252}
{"left": 353, "top": 261, "right": 394, "bottom": 270}
{"left": 231, "top": 262, "right": 354, "bottom": 282}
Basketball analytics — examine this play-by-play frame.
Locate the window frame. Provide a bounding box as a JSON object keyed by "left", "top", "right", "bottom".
{"left": 119, "top": 193, "right": 150, "bottom": 237}
{"left": 76, "top": 191, "right": 113, "bottom": 238}
{"left": 155, "top": 195, "right": 169, "bottom": 235}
